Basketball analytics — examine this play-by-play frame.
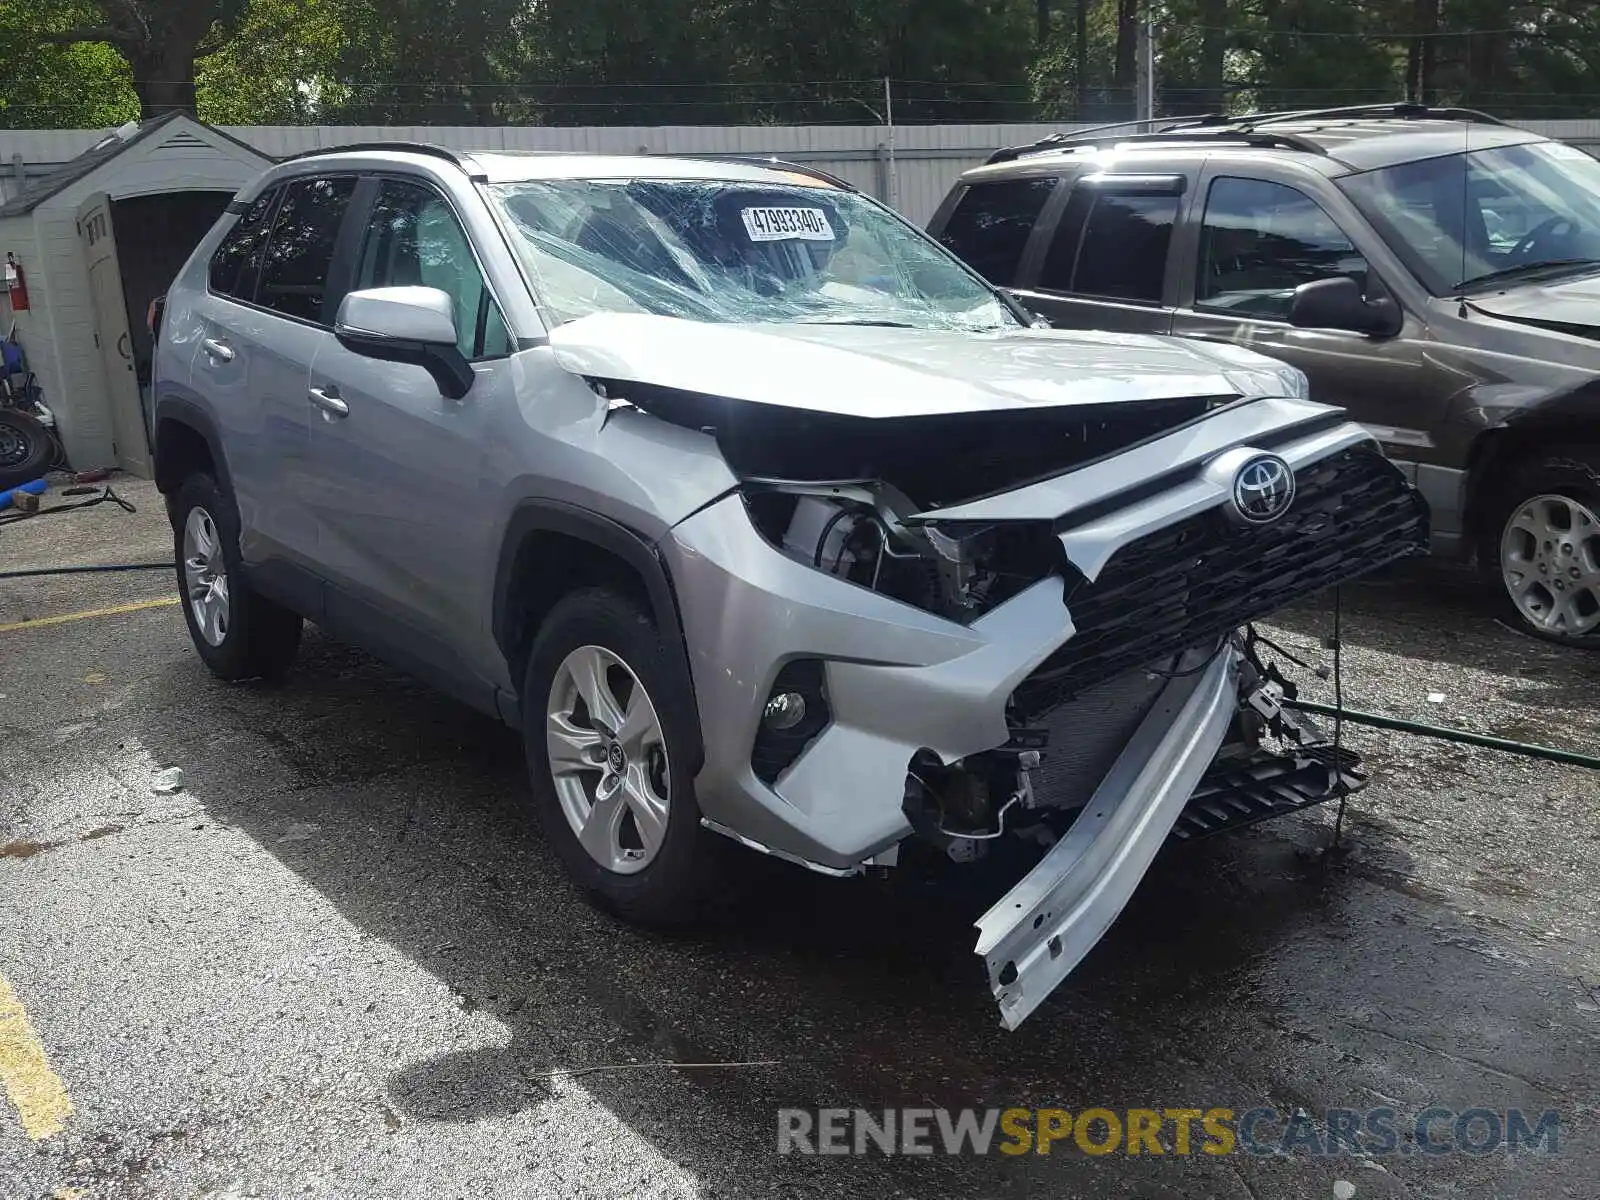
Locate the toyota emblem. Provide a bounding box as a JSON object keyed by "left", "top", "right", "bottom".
{"left": 1230, "top": 454, "right": 1296, "bottom": 525}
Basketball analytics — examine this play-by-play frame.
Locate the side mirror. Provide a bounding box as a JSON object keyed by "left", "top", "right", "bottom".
{"left": 1287, "top": 276, "right": 1402, "bottom": 338}
{"left": 334, "top": 286, "right": 474, "bottom": 399}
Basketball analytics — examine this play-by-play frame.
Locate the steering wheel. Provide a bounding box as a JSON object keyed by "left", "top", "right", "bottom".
{"left": 1510, "top": 215, "right": 1575, "bottom": 262}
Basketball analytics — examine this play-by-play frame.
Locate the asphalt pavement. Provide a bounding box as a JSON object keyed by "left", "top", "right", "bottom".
{"left": 1, "top": 478, "right": 1597, "bottom": 1199}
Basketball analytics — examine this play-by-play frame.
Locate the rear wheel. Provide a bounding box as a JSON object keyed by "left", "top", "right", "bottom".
{"left": 522, "top": 588, "right": 718, "bottom": 924}
{"left": 0, "top": 409, "right": 53, "bottom": 491}
{"left": 172, "top": 473, "right": 303, "bottom": 680}
{"left": 1479, "top": 448, "right": 1600, "bottom": 646}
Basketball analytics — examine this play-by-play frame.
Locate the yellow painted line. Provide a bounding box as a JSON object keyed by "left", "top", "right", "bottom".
{"left": 0, "top": 595, "right": 180, "bottom": 635}
{"left": 0, "top": 974, "right": 73, "bottom": 1140}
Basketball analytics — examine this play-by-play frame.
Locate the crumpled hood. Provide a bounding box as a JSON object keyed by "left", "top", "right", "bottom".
{"left": 1465, "top": 271, "right": 1600, "bottom": 334}
{"left": 547, "top": 313, "right": 1309, "bottom": 417}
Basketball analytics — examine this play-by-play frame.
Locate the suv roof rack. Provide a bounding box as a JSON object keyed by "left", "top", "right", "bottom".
{"left": 280, "top": 141, "right": 480, "bottom": 169}
{"left": 988, "top": 123, "right": 1328, "bottom": 161}
{"left": 984, "top": 101, "right": 1508, "bottom": 165}
{"left": 985, "top": 117, "right": 1211, "bottom": 164}
{"left": 1198, "top": 101, "right": 1508, "bottom": 129}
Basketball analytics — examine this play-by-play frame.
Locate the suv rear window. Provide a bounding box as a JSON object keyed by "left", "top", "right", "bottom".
{"left": 1039, "top": 190, "right": 1177, "bottom": 303}
{"left": 936, "top": 178, "right": 1057, "bottom": 285}
{"left": 256, "top": 176, "right": 358, "bottom": 323}
{"left": 208, "top": 188, "right": 279, "bottom": 301}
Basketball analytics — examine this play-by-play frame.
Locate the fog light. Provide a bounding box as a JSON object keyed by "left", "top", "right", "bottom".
{"left": 752, "top": 660, "right": 830, "bottom": 785}
{"left": 763, "top": 691, "right": 807, "bottom": 730}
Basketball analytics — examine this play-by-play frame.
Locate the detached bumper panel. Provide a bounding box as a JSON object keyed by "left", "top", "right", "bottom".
{"left": 974, "top": 649, "right": 1240, "bottom": 1031}
{"left": 1171, "top": 745, "right": 1364, "bottom": 842}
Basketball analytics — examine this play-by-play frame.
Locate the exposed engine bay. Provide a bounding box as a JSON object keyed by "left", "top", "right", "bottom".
{"left": 897, "top": 633, "right": 1357, "bottom": 864}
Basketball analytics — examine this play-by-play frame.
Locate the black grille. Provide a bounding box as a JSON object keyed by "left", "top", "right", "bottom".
{"left": 1019, "top": 447, "right": 1427, "bottom": 711}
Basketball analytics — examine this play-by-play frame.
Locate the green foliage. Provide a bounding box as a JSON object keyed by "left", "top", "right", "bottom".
{"left": 3, "top": 0, "right": 1600, "bottom": 128}
{"left": 0, "top": 39, "right": 139, "bottom": 128}
{"left": 195, "top": 0, "right": 346, "bottom": 124}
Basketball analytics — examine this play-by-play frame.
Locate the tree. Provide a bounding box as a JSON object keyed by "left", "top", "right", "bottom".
{"left": 0, "top": 33, "right": 138, "bottom": 128}
{"left": 195, "top": 0, "right": 345, "bottom": 124}
{"left": 6, "top": 0, "right": 249, "bottom": 118}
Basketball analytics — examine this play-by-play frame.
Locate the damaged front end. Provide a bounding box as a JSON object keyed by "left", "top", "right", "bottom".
{"left": 608, "top": 357, "right": 1429, "bottom": 1029}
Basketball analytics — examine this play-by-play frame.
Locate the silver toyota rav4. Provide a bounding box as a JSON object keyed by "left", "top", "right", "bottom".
{"left": 152, "top": 145, "right": 1428, "bottom": 1028}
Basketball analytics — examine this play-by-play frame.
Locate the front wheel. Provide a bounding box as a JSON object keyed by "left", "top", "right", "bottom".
{"left": 522, "top": 588, "right": 719, "bottom": 925}
{"left": 1480, "top": 449, "right": 1600, "bottom": 646}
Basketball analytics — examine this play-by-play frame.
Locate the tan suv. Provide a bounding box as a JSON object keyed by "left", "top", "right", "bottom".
{"left": 930, "top": 103, "right": 1600, "bottom": 645}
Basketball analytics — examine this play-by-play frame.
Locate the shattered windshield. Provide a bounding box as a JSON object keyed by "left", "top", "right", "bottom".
{"left": 485, "top": 177, "right": 1019, "bottom": 331}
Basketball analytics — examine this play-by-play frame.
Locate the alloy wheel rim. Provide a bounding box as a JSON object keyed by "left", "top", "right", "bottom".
{"left": 545, "top": 644, "right": 671, "bottom": 875}
{"left": 0, "top": 423, "right": 28, "bottom": 469}
{"left": 1500, "top": 492, "right": 1600, "bottom": 638}
{"left": 183, "top": 506, "right": 231, "bottom": 647}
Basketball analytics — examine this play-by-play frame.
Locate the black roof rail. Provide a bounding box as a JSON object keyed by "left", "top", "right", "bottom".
{"left": 279, "top": 141, "right": 480, "bottom": 169}
{"left": 686, "top": 154, "right": 862, "bottom": 192}
{"left": 983, "top": 116, "right": 1220, "bottom": 165}
{"left": 984, "top": 125, "right": 1329, "bottom": 161}
{"left": 1208, "top": 102, "right": 1508, "bottom": 129}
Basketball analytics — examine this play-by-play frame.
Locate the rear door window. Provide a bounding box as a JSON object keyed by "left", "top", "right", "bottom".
{"left": 935, "top": 177, "right": 1057, "bottom": 285}
{"left": 1197, "top": 177, "right": 1367, "bottom": 320}
{"left": 208, "top": 187, "right": 280, "bottom": 301}
{"left": 1038, "top": 188, "right": 1178, "bottom": 303}
{"left": 256, "top": 176, "right": 358, "bottom": 323}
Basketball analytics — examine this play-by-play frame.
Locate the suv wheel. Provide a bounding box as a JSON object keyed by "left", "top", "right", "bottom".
{"left": 1481, "top": 448, "right": 1600, "bottom": 645}
{"left": 172, "top": 473, "right": 303, "bottom": 680}
{"left": 522, "top": 588, "right": 716, "bottom": 924}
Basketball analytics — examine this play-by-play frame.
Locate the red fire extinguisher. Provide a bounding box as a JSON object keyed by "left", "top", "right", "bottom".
{"left": 5, "top": 253, "right": 29, "bottom": 312}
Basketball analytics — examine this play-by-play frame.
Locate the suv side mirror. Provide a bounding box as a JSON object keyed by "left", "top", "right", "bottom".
{"left": 1287, "top": 276, "right": 1402, "bottom": 338}
{"left": 334, "top": 286, "right": 474, "bottom": 399}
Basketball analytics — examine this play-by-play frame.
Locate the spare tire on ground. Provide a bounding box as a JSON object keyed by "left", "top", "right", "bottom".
{"left": 0, "top": 409, "right": 53, "bottom": 492}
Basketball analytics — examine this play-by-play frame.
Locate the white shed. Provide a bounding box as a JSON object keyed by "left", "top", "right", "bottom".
{"left": 0, "top": 113, "right": 271, "bottom": 476}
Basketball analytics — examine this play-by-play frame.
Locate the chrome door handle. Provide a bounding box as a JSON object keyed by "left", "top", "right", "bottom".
{"left": 308, "top": 386, "right": 349, "bottom": 418}
{"left": 201, "top": 337, "right": 234, "bottom": 362}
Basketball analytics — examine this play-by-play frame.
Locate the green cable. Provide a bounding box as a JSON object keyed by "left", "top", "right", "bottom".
{"left": 1286, "top": 699, "right": 1600, "bottom": 773}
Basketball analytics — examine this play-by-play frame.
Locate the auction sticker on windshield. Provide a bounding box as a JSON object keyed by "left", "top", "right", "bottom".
{"left": 742, "top": 207, "right": 834, "bottom": 241}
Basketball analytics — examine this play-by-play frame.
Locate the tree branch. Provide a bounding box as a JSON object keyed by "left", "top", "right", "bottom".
{"left": 20, "top": 26, "right": 134, "bottom": 47}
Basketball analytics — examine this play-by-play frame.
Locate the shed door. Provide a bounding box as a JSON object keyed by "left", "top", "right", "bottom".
{"left": 78, "top": 193, "right": 151, "bottom": 477}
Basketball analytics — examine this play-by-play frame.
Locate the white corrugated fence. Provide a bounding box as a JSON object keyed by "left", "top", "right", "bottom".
{"left": 7, "top": 120, "right": 1600, "bottom": 225}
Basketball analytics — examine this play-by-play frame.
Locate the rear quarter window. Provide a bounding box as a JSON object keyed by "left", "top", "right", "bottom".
{"left": 256, "top": 176, "right": 359, "bottom": 324}
{"left": 208, "top": 188, "right": 279, "bottom": 300}
{"left": 936, "top": 177, "right": 1057, "bottom": 285}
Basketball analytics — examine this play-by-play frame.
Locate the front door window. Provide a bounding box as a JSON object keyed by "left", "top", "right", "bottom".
{"left": 1196, "top": 177, "right": 1368, "bottom": 321}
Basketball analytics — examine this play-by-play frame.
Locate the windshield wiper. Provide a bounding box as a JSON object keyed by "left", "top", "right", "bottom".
{"left": 796, "top": 318, "right": 920, "bottom": 328}
{"left": 1453, "top": 258, "right": 1600, "bottom": 293}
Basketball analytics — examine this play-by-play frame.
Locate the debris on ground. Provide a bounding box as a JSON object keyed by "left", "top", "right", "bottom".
{"left": 151, "top": 767, "right": 186, "bottom": 795}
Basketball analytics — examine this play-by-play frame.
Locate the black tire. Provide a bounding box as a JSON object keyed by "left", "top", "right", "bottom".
{"left": 1477, "top": 446, "right": 1600, "bottom": 647}
{"left": 522, "top": 587, "right": 719, "bottom": 925}
{"left": 0, "top": 409, "right": 53, "bottom": 491}
{"left": 171, "top": 472, "right": 303, "bottom": 680}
